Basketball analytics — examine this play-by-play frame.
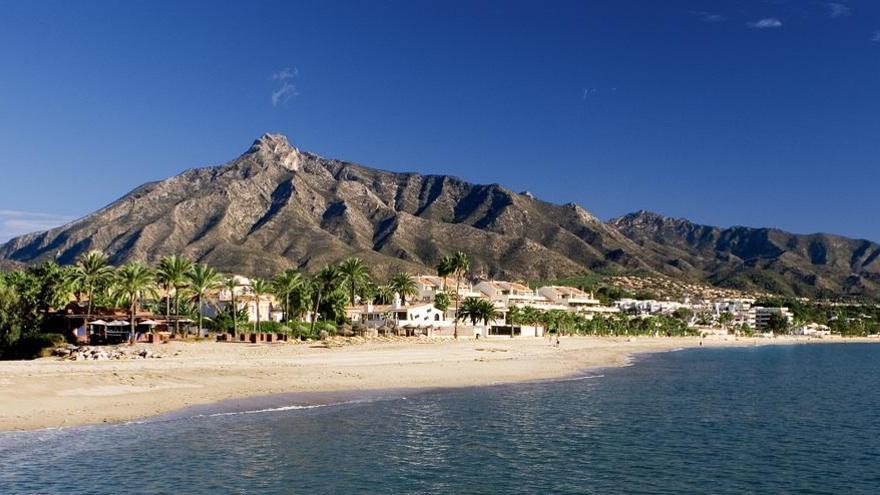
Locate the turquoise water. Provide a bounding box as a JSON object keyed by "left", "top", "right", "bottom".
{"left": 2, "top": 343, "right": 880, "bottom": 494}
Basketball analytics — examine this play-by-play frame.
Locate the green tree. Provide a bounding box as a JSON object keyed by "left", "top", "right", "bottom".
{"left": 0, "top": 276, "right": 22, "bottom": 351}
{"left": 433, "top": 292, "right": 450, "bottom": 314}
{"left": 310, "top": 265, "right": 343, "bottom": 335}
{"left": 374, "top": 284, "right": 394, "bottom": 305}
{"left": 114, "top": 262, "right": 156, "bottom": 345}
{"left": 718, "top": 312, "right": 733, "bottom": 331}
{"left": 338, "top": 257, "right": 371, "bottom": 307}
{"left": 436, "top": 255, "right": 454, "bottom": 291}
{"left": 456, "top": 297, "right": 483, "bottom": 326}
{"left": 157, "top": 255, "right": 193, "bottom": 335}
{"left": 390, "top": 272, "right": 418, "bottom": 305}
{"left": 450, "top": 251, "right": 470, "bottom": 339}
{"left": 250, "top": 278, "right": 271, "bottom": 332}
{"left": 765, "top": 313, "right": 790, "bottom": 334}
{"left": 71, "top": 251, "right": 114, "bottom": 330}
{"left": 186, "top": 264, "right": 222, "bottom": 335}
{"left": 222, "top": 277, "right": 240, "bottom": 336}
{"left": 272, "top": 269, "right": 303, "bottom": 324}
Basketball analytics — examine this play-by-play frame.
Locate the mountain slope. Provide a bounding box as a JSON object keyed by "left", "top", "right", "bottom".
{"left": 2, "top": 134, "right": 878, "bottom": 300}
{"left": 0, "top": 134, "right": 645, "bottom": 279}
{"left": 610, "top": 211, "right": 880, "bottom": 298}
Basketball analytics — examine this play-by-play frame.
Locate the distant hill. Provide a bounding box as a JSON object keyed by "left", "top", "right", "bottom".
{"left": 2, "top": 133, "right": 878, "bottom": 299}
{"left": 610, "top": 211, "right": 880, "bottom": 299}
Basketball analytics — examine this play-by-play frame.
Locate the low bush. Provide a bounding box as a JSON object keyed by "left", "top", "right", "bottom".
{"left": 2, "top": 333, "right": 67, "bottom": 360}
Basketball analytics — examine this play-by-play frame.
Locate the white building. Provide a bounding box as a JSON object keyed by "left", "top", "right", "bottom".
{"left": 209, "top": 275, "right": 282, "bottom": 323}
{"left": 754, "top": 307, "right": 794, "bottom": 330}
{"left": 792, "top": 323, "right": 831, "bottom": 336}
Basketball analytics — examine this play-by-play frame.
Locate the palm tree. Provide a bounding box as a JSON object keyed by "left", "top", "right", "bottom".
{"left": 222, "top": 276, "right": 240, "bottom": 336}
{"left": 456, "top": 297, "right": 484, "bottom": 326}
{"left": 338, "top": 257, "right": 370, "bottom": 307}
{"left": 390, "top": 272, "right": 418, "bottom": 305}
{"left": 477, "top": 299, "right": 500, "bottom": 326}
{"left": 375, "top": 284, "right": 394, "bottom": 305}
{"left": 156, "top": 255, "right": 192, "bottom": 335}
{"left": 450, "top": 251, "right": 470, "bottom": 339}
{"left": 310, "top": 265, "right": 343, "bottom": 335}
{"left": 71, "top": 251, "right": 114, "bottom": 331}
{"left": 114, "top": 262, "right": 156, "bottom": 345}
{"left": 272, "top": 269, "right": 302, "bottom": 324}
{"left": 186, "top": 263, "right": 222, "bottom": 336}
{"left": 250, "top": 278, "right": 271, "bottom": 333}
{"left": 436, "top": 255, "right": 454, "bottom": 291}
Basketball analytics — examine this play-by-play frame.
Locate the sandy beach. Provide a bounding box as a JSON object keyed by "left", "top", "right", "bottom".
{"left": 0, "top": 335, "right": 872, "bottom": 431}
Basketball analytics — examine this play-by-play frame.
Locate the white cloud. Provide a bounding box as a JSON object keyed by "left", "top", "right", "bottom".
{"left": 872, "top": 31, "right": 880, "bottom": 42}
{"left": 270, "top": 67, "right": 299, "bottom": 106}
{"left": 582, "top": 87, "right": 598, "bottom": 99}
{"left": 826, "top": 2, "right": 851, "bottom": 18}
{"left": 272, "top": 67, "right": 298, "bottom": 80}
{"left": 690, "top": 10, "right": 726, "bottom": 23}
{"left": 0, "top": 210, "right": 75, "bottom": 242}
{"left": 747, "top": 17, "right": 783, "bottom": 29}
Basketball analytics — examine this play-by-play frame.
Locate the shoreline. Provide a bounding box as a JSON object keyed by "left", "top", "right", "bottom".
{"left": 1, "top": 335, "right": 876, "bottom": 432}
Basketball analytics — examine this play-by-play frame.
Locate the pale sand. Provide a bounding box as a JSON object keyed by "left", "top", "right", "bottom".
{"left": 0, "top": 335, "right": 872, "bottom": 431}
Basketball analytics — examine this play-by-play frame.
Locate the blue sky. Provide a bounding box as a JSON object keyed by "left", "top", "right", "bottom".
{"left": 1, "top": 0, "right": 879, "bottom": 242}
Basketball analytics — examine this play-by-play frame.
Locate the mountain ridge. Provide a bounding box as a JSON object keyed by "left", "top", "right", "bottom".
{"left": 2, "top": 133, "right": 879, "bottom": 300}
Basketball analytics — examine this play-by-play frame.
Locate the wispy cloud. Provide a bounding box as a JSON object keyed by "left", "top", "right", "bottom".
{"left": 689, "top": 10, "right": 726, "bottom": 23}
{"left": 0, "top": 210, "right": 75, "bottom": 242}
{"left": 825, "top": 2, "right": 851, "bottom": 18}
{"left": 747, "top": 17, "right": 783, "bottom": 29}
{"left": 582, "top": 87, "right": 598, "bottom": 99}
{"left": 270, "top": 67, "right": 299, "bottom": 107}
{"left": 872, "top": 31, "right": 880, "bottom": 42}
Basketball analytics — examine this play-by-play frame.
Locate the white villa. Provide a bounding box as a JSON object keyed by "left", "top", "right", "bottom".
{"left": 207, "top": 275, "right": 283, "bottom": 323}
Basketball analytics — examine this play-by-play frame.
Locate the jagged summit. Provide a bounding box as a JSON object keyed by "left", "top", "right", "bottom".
{"left": 246, "top": 132, "right": 305, "bottom": 171}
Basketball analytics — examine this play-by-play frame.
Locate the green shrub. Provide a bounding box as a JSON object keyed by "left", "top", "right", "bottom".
{"left": 2, "top": 333, "right": 66, "bottom": 360}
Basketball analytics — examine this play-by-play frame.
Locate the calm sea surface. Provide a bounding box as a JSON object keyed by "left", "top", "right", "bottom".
{"left": 2, "top": 343, "right": 880, "bottom": 494}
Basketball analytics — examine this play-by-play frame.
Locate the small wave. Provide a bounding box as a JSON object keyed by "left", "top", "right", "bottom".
{"left": 194, "top": 396, "right": 406, "bottom": 419}
{"left": 669, "top": 347, "right": 685, "bottom": 352}
{"left": 554, "top": 374, "right": 605, "bottom": 382}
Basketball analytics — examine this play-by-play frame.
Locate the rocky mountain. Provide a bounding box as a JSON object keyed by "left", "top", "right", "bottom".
{"left": 0, "top": 134, "right": 647, "bottom": 280}
{"left": 1, "top": 133, "right": 878, "bottom": 299}
{"left": 610, "top": 211, "right": 880, "bottom": 299}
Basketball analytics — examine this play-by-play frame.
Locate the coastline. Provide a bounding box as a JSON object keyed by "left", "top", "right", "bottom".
{"left": 1, "top": 335, "right": 875, "bottom": 432}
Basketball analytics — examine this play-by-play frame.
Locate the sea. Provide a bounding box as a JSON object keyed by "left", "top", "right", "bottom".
{"left": 2, "top": 343, "right": 879, "bottom": 494}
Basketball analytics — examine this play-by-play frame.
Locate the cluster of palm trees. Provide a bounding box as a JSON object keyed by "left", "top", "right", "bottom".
{"left": 55, "top": 250, "right": 479, "bottom": 344}
{"left": 505, "top": 305, "right": 696, "bottom": 336}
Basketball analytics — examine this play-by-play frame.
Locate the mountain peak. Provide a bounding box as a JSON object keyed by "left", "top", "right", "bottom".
{"left": 247, "top": 133, "right": 303, "bottom": 171}
{"left": 611, "top": 210, "right": 671, "bottom": 225}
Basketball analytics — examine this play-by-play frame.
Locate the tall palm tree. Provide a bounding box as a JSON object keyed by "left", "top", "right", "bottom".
{"left": 156, "top": 255, "right": 192, "bottom": 335}
{"left": 222, "top": 276, "right": 240, "bottom": 336}
{"left": 338, "top": 257, "right": 370, "bottom": 307}
{"left": 310, "top": 265, "right": 343, "bottom": 335}
{"left": 114, "top": 262, "right": 156, "bottom": 345}
{"left": 272, "top": 269, "right": 303, "bottom": 324}
{"left": 390, "top": 272, "right": 418, "bottom": 305}
{"left": 186, "top": 264, "right": 222, "bottom": 336}
{"left": 250, "top": 278, "right": 271, "bottom": 333}
{"left": 450, "top": 251, "right": 470, "bottom": 339}
{"left": 71, "top": 251, "right": 114, "bottom": 331}
{"left": 436, "top": 255, "right": 454, "bottom": 291}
